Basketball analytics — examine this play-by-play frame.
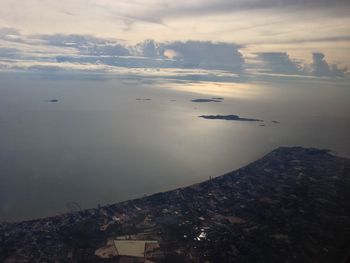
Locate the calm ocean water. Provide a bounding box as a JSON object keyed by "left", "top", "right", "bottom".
{"left": 0, "top": 72, "right": 349, "bottom": 221}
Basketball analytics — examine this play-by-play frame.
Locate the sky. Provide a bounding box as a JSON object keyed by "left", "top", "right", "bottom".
{"left": 0, "top": 0, "right": 349, "bottom": 79}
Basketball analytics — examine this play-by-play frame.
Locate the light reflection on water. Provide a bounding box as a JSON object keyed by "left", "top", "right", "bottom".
{"left": 165, "top": 81, "right": 261, "bottom": 98}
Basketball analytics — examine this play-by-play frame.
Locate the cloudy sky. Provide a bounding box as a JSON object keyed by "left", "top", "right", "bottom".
{"left": 0, "top": 0, "right": 349, "bottom": 78}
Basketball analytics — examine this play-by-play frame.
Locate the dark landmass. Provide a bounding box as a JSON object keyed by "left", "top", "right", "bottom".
{"left": 48, "top": 99, "right": 59, "bottom": 102}
{"left": 199, "top": 114, "right": 263, "bottom": 122}
{"left": 1, "top": 147, "right": 350, "bottom": 263}
{"left": 191, "top": 99, "right": 222, "bottom": 103}
{"left": 259, "top": 124, "right": 266, "bottom": 127}
{"left": 211, "top": 97, "right": 224, "bottom": 100}
{"left": 272, "top": 120, "right": 280, "bottom": 124}
{"left": 136, "top": 98, "right": 152, "bottom": 101}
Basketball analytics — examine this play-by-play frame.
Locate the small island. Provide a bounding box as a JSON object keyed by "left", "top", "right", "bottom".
{"left": 191, "top": 99, "right": 222, "bottom": 102}
{"left": 199, "top": 114, "right": 263, "bottom": 122}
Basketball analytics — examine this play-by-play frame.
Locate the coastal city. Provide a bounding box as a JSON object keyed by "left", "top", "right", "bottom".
{"left": 1, "top": 147, "right": 350, "bottom": 262}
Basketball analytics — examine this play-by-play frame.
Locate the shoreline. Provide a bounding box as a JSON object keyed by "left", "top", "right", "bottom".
{"left": 1, "top": 146, "right": 350, "bottom": 262}
{"left": 1, "top": 146, "right": 277, "bottom": 224}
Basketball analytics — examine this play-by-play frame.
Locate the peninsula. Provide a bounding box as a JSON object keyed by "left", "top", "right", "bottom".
{"left": 1, "top": 147, "right": 350, "bottom": 263}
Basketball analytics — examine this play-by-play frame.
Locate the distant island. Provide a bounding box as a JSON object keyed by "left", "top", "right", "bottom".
{"left": 1, "top": 147, "right": 350, "bottom": 262}
{"left": 191, "top": 99, "right": 222, "bottom": 102}
{"left": 199, "top": 114, "right": 263, "bottom": 122}
{"left": 136, "top": 98, "right": 152, "bottom": 101}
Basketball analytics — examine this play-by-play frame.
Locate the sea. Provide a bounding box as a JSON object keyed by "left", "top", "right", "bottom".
{"left": 0, "top": 72, "right": 349, "bottom": 221}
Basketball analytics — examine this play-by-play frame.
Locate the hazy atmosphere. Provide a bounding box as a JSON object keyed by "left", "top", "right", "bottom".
{"left": 0, "top": 0, "right": 349, "bottom": 222}
{"left": 1, "top": 1, "right": 350, "bottom": 262}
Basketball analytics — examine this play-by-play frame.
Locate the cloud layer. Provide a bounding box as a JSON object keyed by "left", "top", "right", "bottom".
{"left": 1, "top": 0, "right": 349, "bottom": 72}
{"left": 0, "top": 29, "right": 348, "bottom": 79}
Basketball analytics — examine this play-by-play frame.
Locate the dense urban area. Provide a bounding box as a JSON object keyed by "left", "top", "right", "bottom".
{"left": 1, "top": 147, "right": 350, "bottom": 263}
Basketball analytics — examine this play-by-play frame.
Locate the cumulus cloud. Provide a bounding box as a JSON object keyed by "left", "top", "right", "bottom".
{"left": 161, "top": 41, "right": 244, "bottom": 72}
{"left": 0, "top": 29, "right": 348, "bottom": 79}
{"left": 0, "top": 0, "right": 349, "bottom": 72}
{"left": 129, "top": 40, "right": 245, "bottom": 72}
{"left": 134, "top": 39, "right": 160, "bottom": 58}
{"left": 50, "top": 38, "right": 244, "bottom": 72}
{"left": 54, "top": 40, "right": 244, "bottom": 72}
{"left": 311, "top": 52, "right": 347, "bottom": 77}
{"left": 255, "top": 52, "right": 303, "bottom": 75}
{"left": 253, "top": 51, "right": 348, "bottom": 77}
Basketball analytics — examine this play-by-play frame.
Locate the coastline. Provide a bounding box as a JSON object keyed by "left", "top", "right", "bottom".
{"left": 1, "top": 146, "right": 350, "bottom": 262}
